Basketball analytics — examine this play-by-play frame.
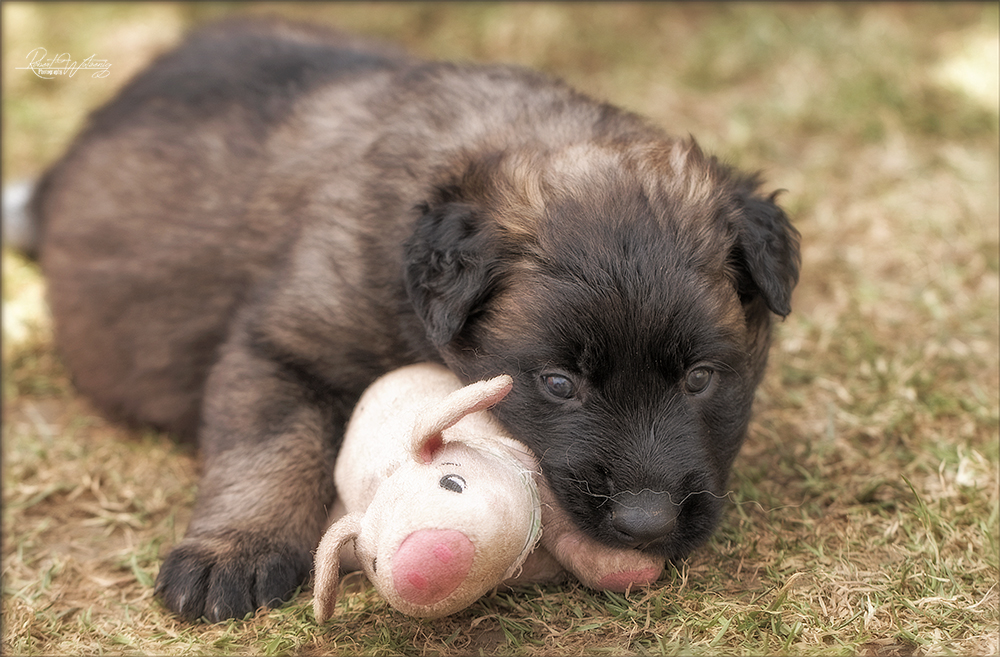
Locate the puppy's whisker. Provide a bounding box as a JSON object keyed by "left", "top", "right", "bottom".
{"left": 567, "top": 476, "right": 605, "bottom": 497}
{"left": 560, "top": 473, "right": 620, "bottom": 507}
{"left": 680, "top": 488, "right": 809, "bottom": 514}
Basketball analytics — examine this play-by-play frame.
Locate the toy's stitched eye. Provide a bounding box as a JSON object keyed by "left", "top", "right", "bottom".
{"left": 542, "top": 373, "right": 575, "bottom": 400}
{"left": 685, "top": 367, "right": 714, "bottom": 394}
{"left": 439, "top": 474, "right": 466, "bottom": 493}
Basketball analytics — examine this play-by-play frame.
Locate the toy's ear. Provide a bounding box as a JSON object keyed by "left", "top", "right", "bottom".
{"left": 411, "top": 374, "right": 513, "bottom": 464}
{"left": 313, "top": 512, "right": 363, "bottom": 623}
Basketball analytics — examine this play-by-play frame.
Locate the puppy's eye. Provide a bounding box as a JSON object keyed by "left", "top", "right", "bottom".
{"left": 542, "top": 373, "right": 575, "bottom": 400}
{"left": 684, "top": 367, "right": 714, "bottom": 394}
{"left": 439, "top": 474, "right": 466, "bottom": 493}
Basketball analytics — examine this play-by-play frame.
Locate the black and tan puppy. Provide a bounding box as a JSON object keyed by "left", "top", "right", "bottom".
{"left": 32, "top": 18, "right": 799, "bottom": 622}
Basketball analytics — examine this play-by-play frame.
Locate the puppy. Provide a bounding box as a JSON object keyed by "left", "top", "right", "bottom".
{"left": 32, "top": 18, "right": 799, "bottom": 622}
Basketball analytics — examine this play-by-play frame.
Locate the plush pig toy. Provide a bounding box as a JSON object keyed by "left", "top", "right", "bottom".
{"left": 313, "top": 364, "right": 541, "bottom": 620}
{"left": 313, "top": 363, "right": 664, "bottom": 622}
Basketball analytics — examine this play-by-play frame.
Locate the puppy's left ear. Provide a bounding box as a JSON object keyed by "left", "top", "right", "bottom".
{"left": 404, "top": 199, "right": 502, "bottom": 346}
{"left": 732, "top": 190, "right": 801, "bottom": 318}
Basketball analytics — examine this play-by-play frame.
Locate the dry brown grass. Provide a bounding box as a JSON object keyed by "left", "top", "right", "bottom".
{"left": 4, "top": 3, "right": 998, "bottom": 655}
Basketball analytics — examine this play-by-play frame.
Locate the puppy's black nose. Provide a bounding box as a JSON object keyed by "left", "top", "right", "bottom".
{"left": 611, "top": 489, "right": 678, "bottom": 548}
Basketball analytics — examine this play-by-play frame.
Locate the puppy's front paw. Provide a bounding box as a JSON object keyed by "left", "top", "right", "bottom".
{"left": 155, "top": 533, "right": 311, "bottom": 622}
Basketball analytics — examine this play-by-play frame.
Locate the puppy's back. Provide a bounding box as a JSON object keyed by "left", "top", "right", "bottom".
{"left": 35, "top": 19, "right": 407, "bottom": 438}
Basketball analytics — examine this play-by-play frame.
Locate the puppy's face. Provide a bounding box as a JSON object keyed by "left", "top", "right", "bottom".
{"left": 405, "top": 142, "right": 799, "bottom": 559}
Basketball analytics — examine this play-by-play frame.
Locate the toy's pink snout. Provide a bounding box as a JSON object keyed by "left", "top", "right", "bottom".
{"left": 392, "top": 529, "right": 476, "bottom": 606}
{"left": 596, "top": 567, "right": 663, "bottom": 592}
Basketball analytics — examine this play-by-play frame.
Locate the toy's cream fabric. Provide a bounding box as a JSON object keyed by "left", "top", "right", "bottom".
{"left": 314, "top": 364, "right": 541, "bottom": 621}
{"left": 517, "top": 472, "right": 664, "bottom": 591}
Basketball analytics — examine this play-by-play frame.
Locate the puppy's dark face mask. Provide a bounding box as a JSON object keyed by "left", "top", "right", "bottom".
{"left": 471, "top": 268, "right": 756, "bottom": 558}
{"left": 404, "top": 145, "right": 800, "bottom": 559}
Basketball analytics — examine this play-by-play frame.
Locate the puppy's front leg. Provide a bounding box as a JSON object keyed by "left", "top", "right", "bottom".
{"left": 154, "top": 328, "right": 341, "bottom": 623}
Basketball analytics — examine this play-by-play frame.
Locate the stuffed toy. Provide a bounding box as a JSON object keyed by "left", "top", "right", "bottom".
{"left": 313, "top": 363, "right": 664, "bottom": 622}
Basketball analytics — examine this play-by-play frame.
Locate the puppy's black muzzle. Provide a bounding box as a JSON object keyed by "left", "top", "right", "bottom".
{"left": 610, "top": 489, "right": 679, "bottom": 549}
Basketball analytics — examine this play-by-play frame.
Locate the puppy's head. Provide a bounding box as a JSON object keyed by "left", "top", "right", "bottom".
{"left": 404, "top": 139, "right": 799, "bottom": 559}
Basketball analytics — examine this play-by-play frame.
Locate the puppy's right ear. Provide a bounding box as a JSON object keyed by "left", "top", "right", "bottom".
{"left": 313, "top": 513, "right": 363, "bottom": 623}
{"left": 403, "top": 199, "right": 502, "bottom": 347}
{"left": 731, "top": 187, "right": 801, "bottom": 318}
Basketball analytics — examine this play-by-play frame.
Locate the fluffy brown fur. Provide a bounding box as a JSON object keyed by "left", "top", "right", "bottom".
{"left": 33, "top": 18, "right": 800, "bottom": 622}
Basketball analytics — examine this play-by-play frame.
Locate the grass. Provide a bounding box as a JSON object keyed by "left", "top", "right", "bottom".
{"left": 3, "top": 2, "right": 998, "bottom": 655}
